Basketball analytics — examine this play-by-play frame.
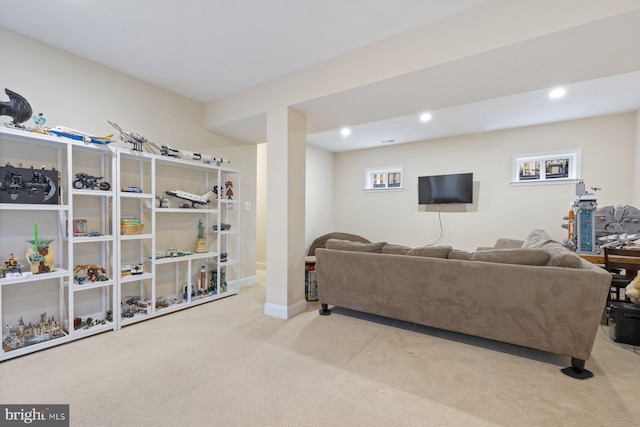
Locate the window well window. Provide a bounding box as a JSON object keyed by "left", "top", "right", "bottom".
{"left": 364, "top": 166, "right": 403, "bottom": 191}
{"left": 513, "top": 150, "right": 580, "bottom": 184}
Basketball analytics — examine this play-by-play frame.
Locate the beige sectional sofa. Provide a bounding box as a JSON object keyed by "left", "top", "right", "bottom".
{"left": 316, "top": 230, "right": 612, "bottom": 378}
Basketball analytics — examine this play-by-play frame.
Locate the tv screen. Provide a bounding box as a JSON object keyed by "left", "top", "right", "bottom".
{"left": 418, "top": 173, "right": 473, "bottom": 204}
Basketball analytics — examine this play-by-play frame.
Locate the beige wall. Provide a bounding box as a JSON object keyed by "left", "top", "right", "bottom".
{"left": 305, "top": 144, "right": 335, "bottom": 253}
{"left": 332, "top": 113, "right": 637, "bottom": 251}
{"left": 0, "top": 27, "right": 257, "bottom": 282}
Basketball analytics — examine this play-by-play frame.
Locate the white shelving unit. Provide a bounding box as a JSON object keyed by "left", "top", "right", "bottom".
{"left": 115, "top": 147, "right": 241, "bottom": 328}
{"left": 1, "top": 127, "right": 240, "bottom": 361}
{"left": 66, "top": 141, "right": 117, "bottom": 340}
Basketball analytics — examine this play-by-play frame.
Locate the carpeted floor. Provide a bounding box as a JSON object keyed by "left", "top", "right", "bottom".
{"left": 1, "top": 270, "right": 638, "bottom": 426}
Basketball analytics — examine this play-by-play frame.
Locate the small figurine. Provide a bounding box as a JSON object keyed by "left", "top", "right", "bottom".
{"left": 225, "top": 181, "right": 234, "bottom": 199}
{"left": 26, "top": 223, "right": 55, "bottom": 274}
{"left": 156, "top": 193, "right": 169, "bottom": 208}
{"left": 195, "top": 219, "right": 207, "bottom": 253}
{"left": 32, "top": 113, "right": 46, "bottom": 133}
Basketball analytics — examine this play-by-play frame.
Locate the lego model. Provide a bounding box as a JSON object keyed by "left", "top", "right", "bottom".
{"left": 32, "top": 113, "right": 47, "bottom": 133}
{"left": 156, "top": 193, "right": 169, "bottom": 208}
{"left": 0, "top": 163, "right": 59, "bottom": 204}
{"left": 155, "top": 296, "right": 170, "bottom": 309}
{"left": 160, "top": 144, "right": 230, "bottom": 165}
{"left": 1, "top": 253, "right": 23, "bottom": 278}
{"left": 72, "top": 172, "right": 111, "bottom": 191}
{"left": 0, "top": 88, "right": 32, "bottom": 126}
{"left": 73, "top": 310, "right": 111, "bottom": 330}
{"left": 165, "top": 188, "right": 217, "bottom": 208}
{"left": 212, "top": 223, "right": 231, "bottom": 231}
{"left": 2, "top": 312, "right": 65, "bottom": 352}
{"left": 107, "top": 121, "right": 162, "bottom": 153}
{"left": 121, "top": 296, "right": 152, "bottom": 318}
{"left": 211, "top": 267, "right": 227, "bottom": 293}
{"left": 563, "top": 181, "right": 598, "bottom": 253}
{"left": 224, "top": 180, "right": 234, "bottom": 199}
{"left": 74, "top": 264, "right": 108, "bottom": 284}
{"left": 49, "top": 126, "right": 113, "bottom": 145}
{"left": 26, "top": 223, "right": 55, "bottom": 274}
{"left": 121, "top": 186, "right": 142, "bottom": 193}
{"left": 154, "top": 248, "right": 193, "bottom": 259}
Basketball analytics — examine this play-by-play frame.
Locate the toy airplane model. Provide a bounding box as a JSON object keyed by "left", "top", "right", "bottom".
{"left": 49, "top": 126, "right": 113, "bottom": 145}
{"left": 107, "top": 121, "right": 161, "bottom": 153}
{"left": 165, "top": 188, "right": 216, "bottom": 208}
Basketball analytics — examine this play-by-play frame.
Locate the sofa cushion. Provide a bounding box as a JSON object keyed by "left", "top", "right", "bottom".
{"left": 325, "top": 239, "right": 387, "bottom": 253}
{"left": 494, "top": 238, "right": 525, "bottom": 249}
{"left": 449, "top": 249, "right": 472, "bottom": 260}
{"left": 471, "top": 248, "right": 551, "bottom": 266}
{"left": 543, "top": 242, "right": 582, "bottom": 268}
{"left": 407, "top": 245, "right": 452, "bottom": 258}
{"left": 522, "top": 229, "right": 556, "bottom": 248}
{"left": 381, "top": 244, "right": 412, "bottom": 255}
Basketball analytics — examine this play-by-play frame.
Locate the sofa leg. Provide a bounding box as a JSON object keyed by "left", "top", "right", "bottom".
{"left": 319, "top": 304, "right": 331, "bottom": 316}
{"left": 561, "top": 358, "right": 593, "bottom": 379}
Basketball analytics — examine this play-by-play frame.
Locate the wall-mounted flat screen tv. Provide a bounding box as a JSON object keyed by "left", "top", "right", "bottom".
{"left": 418, "top": 173, "right": 473, "bottom": 204}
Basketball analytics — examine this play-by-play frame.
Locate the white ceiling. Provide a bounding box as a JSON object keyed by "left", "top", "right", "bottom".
{"left": 2, "top": 1, "right": 640, "bottom": 152}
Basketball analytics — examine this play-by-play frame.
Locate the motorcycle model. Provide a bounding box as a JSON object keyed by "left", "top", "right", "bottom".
{"left": 72, "top": 172, "right": 111, "bottom": 191}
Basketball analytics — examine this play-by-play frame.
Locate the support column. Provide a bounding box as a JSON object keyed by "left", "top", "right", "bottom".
{"left": 264, "top": 106, "right": 307, "bottom": 319}
{"left": 633, "top": 110, "right": 640, "bottom": 207}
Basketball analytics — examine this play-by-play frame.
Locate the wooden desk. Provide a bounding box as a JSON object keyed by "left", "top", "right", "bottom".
{"left": 579, "top": 254, "right": 640, "bottom": 266}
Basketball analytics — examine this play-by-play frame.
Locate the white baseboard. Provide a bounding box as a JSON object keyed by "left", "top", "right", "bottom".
{"left": 239, "top": 275, "right": 258, "bottom": 288}
{"left": 264, "top": 299, "right": 307, "bottom": 319}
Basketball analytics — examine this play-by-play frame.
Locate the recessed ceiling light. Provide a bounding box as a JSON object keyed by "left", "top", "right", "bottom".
{"left": 340, "top": 128, "right": 351, "bottom": 136}
{"left": 549, "top": 87, "right": 566, "bottom": 99}
{"left": 419, "top": 112, "right": 432, "bottom": 122}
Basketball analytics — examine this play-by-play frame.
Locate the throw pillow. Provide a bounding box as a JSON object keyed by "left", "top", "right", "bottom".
{"left": 493, "top": 238, "right": 525, "bottom": 249}
{"left": 448, "top": 249, "right": 472, "bottom": 260}
{"left": 543, "top": 242, "right": 582, "bottom": 268}
{"left": 407, "top": 245, "right": 453, "bottom": 258}
{"left": 382, "top": 244, "right": 412, "bottom": 255}
{"left": 522, "top": 229, "right": 556, "bottom": 248}
{"left": 471, "top": 248, "right": 550, "bottom": 266}
{"left": 325, "top": 239, "right": 387, "bottom": 253}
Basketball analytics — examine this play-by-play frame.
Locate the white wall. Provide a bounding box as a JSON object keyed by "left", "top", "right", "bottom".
{"left": 0, "top": 27, "right": 257, "bottom": 282}
{"left": 332, "top": 113, "right": 636, "bottom": 251}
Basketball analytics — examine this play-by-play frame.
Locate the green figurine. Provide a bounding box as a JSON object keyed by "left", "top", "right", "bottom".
{"left": 198, "top": 219, "right": 205, "bottom": 239}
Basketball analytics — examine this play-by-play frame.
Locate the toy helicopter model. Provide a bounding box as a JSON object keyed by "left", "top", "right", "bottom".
{"left": 165, "top": 188, "right": 217, "bottom": 208}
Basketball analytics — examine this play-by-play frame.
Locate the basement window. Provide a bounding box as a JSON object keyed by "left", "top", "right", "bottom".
{"left": 364, "top": 166, "right": 403, "bottom": 191}
{"left": 512, "top": 150, "right": 581, "bottom": 185}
